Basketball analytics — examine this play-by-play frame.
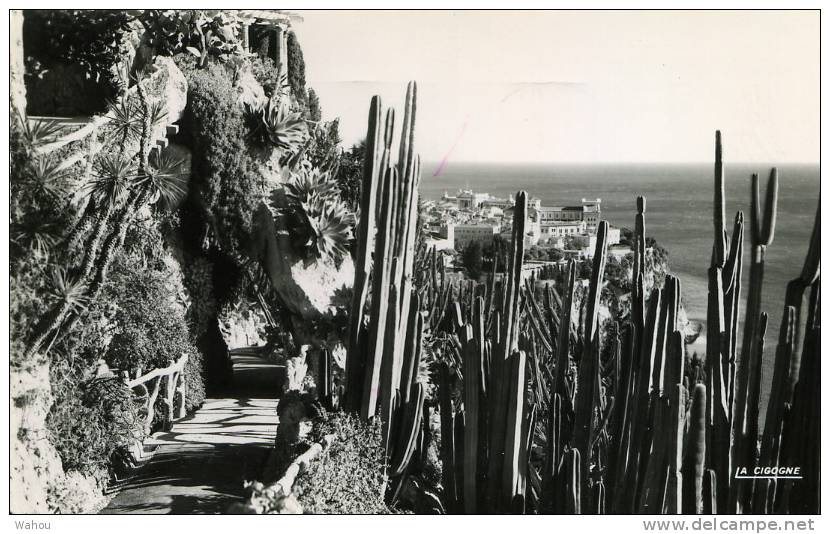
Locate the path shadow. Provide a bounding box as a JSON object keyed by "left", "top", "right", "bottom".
{"left": 225, "top": 351, "right": 286, "bottom": 399}
{"left": 102, "top": 351, "right": 283, "bottom": 514}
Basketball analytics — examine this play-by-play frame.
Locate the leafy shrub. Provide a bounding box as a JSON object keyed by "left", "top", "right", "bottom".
{"left": 334, "top": 141, "right": 363, "bottom": 212}
{"left": 293, "top": 412, "right": 390, "bottom": 514}
{"left": 249, "top": 56, "right": 287, "bottom": 99}
{"left": 181, "top": 345, "right": 206, "bottom": 413}
{"left": 139, "top": 10, "right": 244, "bottom": 67}
{"left": 48, "top": 368, "right": 143, "bottom": 478}
{"left": 104, "top": 251, "right": 196, "bottom": 372}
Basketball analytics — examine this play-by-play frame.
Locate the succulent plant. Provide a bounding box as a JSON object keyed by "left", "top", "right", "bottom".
{"left": 285, "top": 166, "right": 339, "bottom": 204}
{"left": 301, "top": 195, "right": 355, "bottom": 263}
{"left": 244, "top": 97, "right": 308, "bottom": 153}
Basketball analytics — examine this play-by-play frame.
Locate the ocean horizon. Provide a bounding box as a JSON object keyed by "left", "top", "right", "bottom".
{"left": 419, "top": 160, "right": 820, "bottom": 404}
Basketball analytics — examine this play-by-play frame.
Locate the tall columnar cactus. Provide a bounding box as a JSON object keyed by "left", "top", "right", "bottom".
{"left": 682, "top": 384, "right": 707, "bottom": 513}
{"left": 484, "top": 191, "right": 528, "bottom": 510}
{"left": 345, "top": 96, "right": 382, "bottom": 412}
{"left": 344, "top": 83, "right": 427, "bottom": 490}
{"left": 728, "top": 170, "right": 776, "bottom": 511}
{"left": 402, "top": 130, "right": 817, "bottom": 515}
{"left": 571, "top": 221, "right": 609, "bottom": 503}
{"left": 713, "top": 131, "right": 726, "bottom": 267}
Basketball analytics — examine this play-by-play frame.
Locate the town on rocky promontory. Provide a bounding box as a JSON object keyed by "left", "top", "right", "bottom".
{"left": 421, "top": 189, "right": 630, "bottom": 278}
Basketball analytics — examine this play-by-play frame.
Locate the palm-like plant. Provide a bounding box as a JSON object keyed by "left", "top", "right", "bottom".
{"left": 87, "top": 153, "right": 135, "bottom": 208}
{"left": 144, "top": 100, "right": 168, "bottom": 132}
{"left": 18, "top": 113, "right": 64, "bottom": 149}
{"left": 136, "top": 152, "right": 188, "bottom": 208}
{"left": 46, "top": 267, "right": 91, "bottom": 315}
{"left": 11, "top": 217, "right": 61, "bottom": 262}
{"left": 30, "top": 155, "right": 72, "bottom": 201}
{"left": 106, "top": 99, "right": 142, "bottom": 152}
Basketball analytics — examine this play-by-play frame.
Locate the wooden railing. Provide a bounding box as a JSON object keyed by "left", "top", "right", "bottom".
{"left": 124, "top": 353, "right": 189, "bottom": 435}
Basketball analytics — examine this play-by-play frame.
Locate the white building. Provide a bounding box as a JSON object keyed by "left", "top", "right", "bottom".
{"left": 481, "top": 197, "right": 513, "bottom": 210}
{"left": 442, "top": 223, "right": 501, "bottom": 248}
{"left": 539, "top": 221, "right": 586, "bottom": 243}
{"left": 456, "top": 190, "right": 490, "bottom": 209}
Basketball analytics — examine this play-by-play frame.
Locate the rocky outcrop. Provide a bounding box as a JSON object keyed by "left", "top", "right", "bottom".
{"left": 10, "top": 10, "right": 26, "bottom": 117}
{"left": 11, "top": 361, "right": 108, "bottom": 513}
{"left": 249, "top": 199, "right": 354, "bottom": 322}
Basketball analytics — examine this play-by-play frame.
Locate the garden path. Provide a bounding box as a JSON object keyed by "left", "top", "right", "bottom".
{"left": 101, "top": 350, "right": 283, "bottom": 514}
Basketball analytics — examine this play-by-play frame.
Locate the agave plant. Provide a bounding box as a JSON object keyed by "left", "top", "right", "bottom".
{"left": 301, "top": 195, "right": 355, "bottom": 263}
{"left": 245, "top": 97, "right": 308, "bottom": 152}
{"left": 285, "top": 166, "right": 339, "bottom": 204}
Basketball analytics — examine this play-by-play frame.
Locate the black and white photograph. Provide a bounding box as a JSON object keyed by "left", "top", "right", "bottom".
{"left": 6, "top": 3, "right": 823, "bottom": 523}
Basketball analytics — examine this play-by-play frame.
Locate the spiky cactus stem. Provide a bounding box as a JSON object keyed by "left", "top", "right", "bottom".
{"left": 571, "top": 221, "right": 608, "bottom": 506}
{"left": 713, "top": 131, "right": 726, "bottom": 267}
{"left": 484, "top": 190, "right": 527, "bottom": 510}
{"left": 682, "top": 384, "right": 707, "bottom": 513}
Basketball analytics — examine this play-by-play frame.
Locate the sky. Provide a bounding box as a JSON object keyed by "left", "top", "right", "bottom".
{"left": 294, "top": 10, "right": 819, "bottom": 164}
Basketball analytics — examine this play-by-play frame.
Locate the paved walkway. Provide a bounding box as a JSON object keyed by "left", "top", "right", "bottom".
{"left": 102, "top": 351, "right": 283, "bottom": 514}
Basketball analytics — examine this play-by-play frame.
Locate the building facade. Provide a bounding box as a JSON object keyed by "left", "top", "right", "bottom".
{"left": 539, "top": 221, "right": 586, "bottom": 243}
{"left": 443, "top": 223, "right": 501, "bottom": 248}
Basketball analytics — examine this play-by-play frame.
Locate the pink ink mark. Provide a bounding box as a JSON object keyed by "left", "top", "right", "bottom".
{"left": 434, "top": 119, "right": 469, "bottom": 177}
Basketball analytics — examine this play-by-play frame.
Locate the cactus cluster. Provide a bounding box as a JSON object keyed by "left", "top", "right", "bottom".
{"left": 343, "top": 85, "right": 820, "bottom": 514}
{"left": 344, "top": 82, "right": 426, "bottom": 489}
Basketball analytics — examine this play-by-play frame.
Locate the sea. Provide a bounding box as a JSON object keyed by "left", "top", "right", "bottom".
{"left": 419, "top": 161, "right": 820, "bottom": 403}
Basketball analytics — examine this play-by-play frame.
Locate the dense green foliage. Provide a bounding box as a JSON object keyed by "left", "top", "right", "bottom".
{"left": 294, "top": 412, "right": 390, "bottom": 514}
{"left": 286, "top": 31, "right": 307, "bottom": 103}
{"left": 9, "top": 111, "right": 71, "bottom": 364}
{"left": 47, "top": 373, "right": 142, "bottom": 478}
{"left": 23, "top": 10, "right": 132, "bottom": 113}
{"left": 178, "top": 59, "right": 264, "bottom": 253}
{"left": 333, "top": 141, "right": 363, "bottom": 212}
{"left": 306, "top": 88, "right": 322, "bottom": 122}
{"left": 525, "top": 245, "right": 564, "bottom": 263}
{"left": 139, "top": 10, "right": 243, "bottom": 67}
{"left": 249, "top": 56, "right": 284, "bottom": 99}
{"left": 460, "top": 240, "right": 484, "bottom": 279}
{"left": 46, "top": 229, "right": 206, "bottom": 476}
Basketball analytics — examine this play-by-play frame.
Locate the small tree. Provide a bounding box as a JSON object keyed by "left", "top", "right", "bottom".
{"left": 482, "top": 234, "right": 508, "bottom": 273}
{"left": 461, "top": 241, "right": 484, "bottom": 280}
{"left": 306, "top": 88, "right": 322, "bottom": 122}
{"left": 286, "top": 31, "right": 306, "bottom": 102}
{"left": 335, "top": 141, "right": 365, "bottom": 212}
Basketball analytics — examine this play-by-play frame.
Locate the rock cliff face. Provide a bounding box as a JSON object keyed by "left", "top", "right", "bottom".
{"left": 11, "top": 363, "right": 108, "bottom": 514}
{"left": 237, "top": 70, "right": 354, "bottom": 332}
{"left": 248, "top": 200, "right": 354, "bottom": 322}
